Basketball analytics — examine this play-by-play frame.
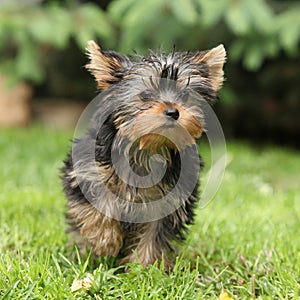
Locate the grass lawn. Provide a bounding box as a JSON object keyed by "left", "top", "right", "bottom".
{"left": 0, "top": 125, "right": 299, "bottom": 299}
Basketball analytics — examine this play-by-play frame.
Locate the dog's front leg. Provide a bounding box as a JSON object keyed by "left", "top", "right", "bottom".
{"left": 121, "top": 220, "right": 174, "bottom": 270}
{"left": 68, "top": 202, "right": 123, "bottom": 257}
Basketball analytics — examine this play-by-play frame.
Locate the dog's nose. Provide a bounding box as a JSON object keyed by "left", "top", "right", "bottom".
{"left": 164, "top": 108, "right": 179, "bottom": 120}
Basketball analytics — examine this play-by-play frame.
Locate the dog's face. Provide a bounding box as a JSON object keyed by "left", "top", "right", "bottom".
{"left": 86, "top": 41, "right": 226, "bottom": 152}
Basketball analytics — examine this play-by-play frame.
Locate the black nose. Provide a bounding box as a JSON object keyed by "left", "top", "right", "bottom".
{"left": 164, "top": 108, "right": 179, "bottom": 120}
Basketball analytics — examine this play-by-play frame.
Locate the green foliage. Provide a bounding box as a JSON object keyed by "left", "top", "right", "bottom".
{"left": 109, "top": 0, "right": 299, "bottom": 69}
{"left": 0, "top": 2, "right": 112, "bottom": 83}
{"left": 276, "top": 4, "right": 300, "bottom": 55}
{"left": 0, "top": 0, "right": 299, "bottom": 83}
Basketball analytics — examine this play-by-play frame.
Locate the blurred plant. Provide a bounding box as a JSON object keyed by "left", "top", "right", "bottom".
{"left": 0, "top": 0, "right": 299, "bottom": 84}
{"left": 108, "top": 0, "right": 300, "bottom": 70}
{"left": 0, "top": 1, "right": 113, "bottom": 84}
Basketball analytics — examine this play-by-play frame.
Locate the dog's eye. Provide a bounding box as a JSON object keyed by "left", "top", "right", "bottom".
{"left": 139, "top": 91, "right": 154, "bottom": 101}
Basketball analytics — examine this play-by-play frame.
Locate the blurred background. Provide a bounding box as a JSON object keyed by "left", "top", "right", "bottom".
{"left": 0, "top": 0, "right": 299, "bottom": 147}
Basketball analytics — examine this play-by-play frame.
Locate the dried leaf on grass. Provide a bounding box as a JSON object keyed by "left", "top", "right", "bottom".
{"left": 71, "top": 273, "right": 94, "bottom": 292}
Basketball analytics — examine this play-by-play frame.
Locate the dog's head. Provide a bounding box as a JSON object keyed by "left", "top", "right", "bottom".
{"left": 86, "top": 41, "right": 226, "bottom": 152}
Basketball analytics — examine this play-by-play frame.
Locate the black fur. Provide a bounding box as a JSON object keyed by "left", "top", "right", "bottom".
{"left": 62, "top": 43, "right": 225, "bottom": 268}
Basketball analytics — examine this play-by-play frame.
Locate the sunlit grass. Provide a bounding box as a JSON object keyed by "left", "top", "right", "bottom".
{"left": 0, "top": 126, "right": 299, "bottom": 299}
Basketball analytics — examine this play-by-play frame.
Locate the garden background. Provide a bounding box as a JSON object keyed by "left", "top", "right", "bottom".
{"left": 0, "top": 0, "right": 299, "bottom": 299}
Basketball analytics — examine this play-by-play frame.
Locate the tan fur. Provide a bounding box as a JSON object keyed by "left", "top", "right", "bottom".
{"left": 192, "top": 44, "right": 226, "bottom": 91}
{"left": 67, "top": 161, "right": 115, "bottom": 189}
{"left": 68, "top": 202, "right": 123, "bottom": 256}
{"left": 138, "top": 102, "right": 203, "bottom": 151}
{"left": 64, "top": 42, "right": 226, "bottom": 270}
{"left": 120, "top": 222, "right": 173, "bottom": 270}
{"left": 86, "top": 41, "right": 123, "bottom": 91}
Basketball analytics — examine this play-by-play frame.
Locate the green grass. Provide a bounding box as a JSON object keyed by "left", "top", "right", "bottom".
{"left": 0, "top": 126, "right": 299, "bottom": 299}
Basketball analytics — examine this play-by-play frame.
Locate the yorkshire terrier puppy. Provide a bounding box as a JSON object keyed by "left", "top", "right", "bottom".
{"left": 62, "top": 41, "right": 226, "bottom": 269}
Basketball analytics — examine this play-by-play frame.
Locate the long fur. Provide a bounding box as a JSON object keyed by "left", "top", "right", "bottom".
{"left": 62, "top": 42, "right": 226, "bottom": 269}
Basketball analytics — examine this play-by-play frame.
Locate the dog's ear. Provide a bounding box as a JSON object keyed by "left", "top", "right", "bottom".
{"left": 86, "top": 41, "right": 131, "bottom": 91}
{"left": 193, "top": 44, "right": 226, "bottom": 92}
